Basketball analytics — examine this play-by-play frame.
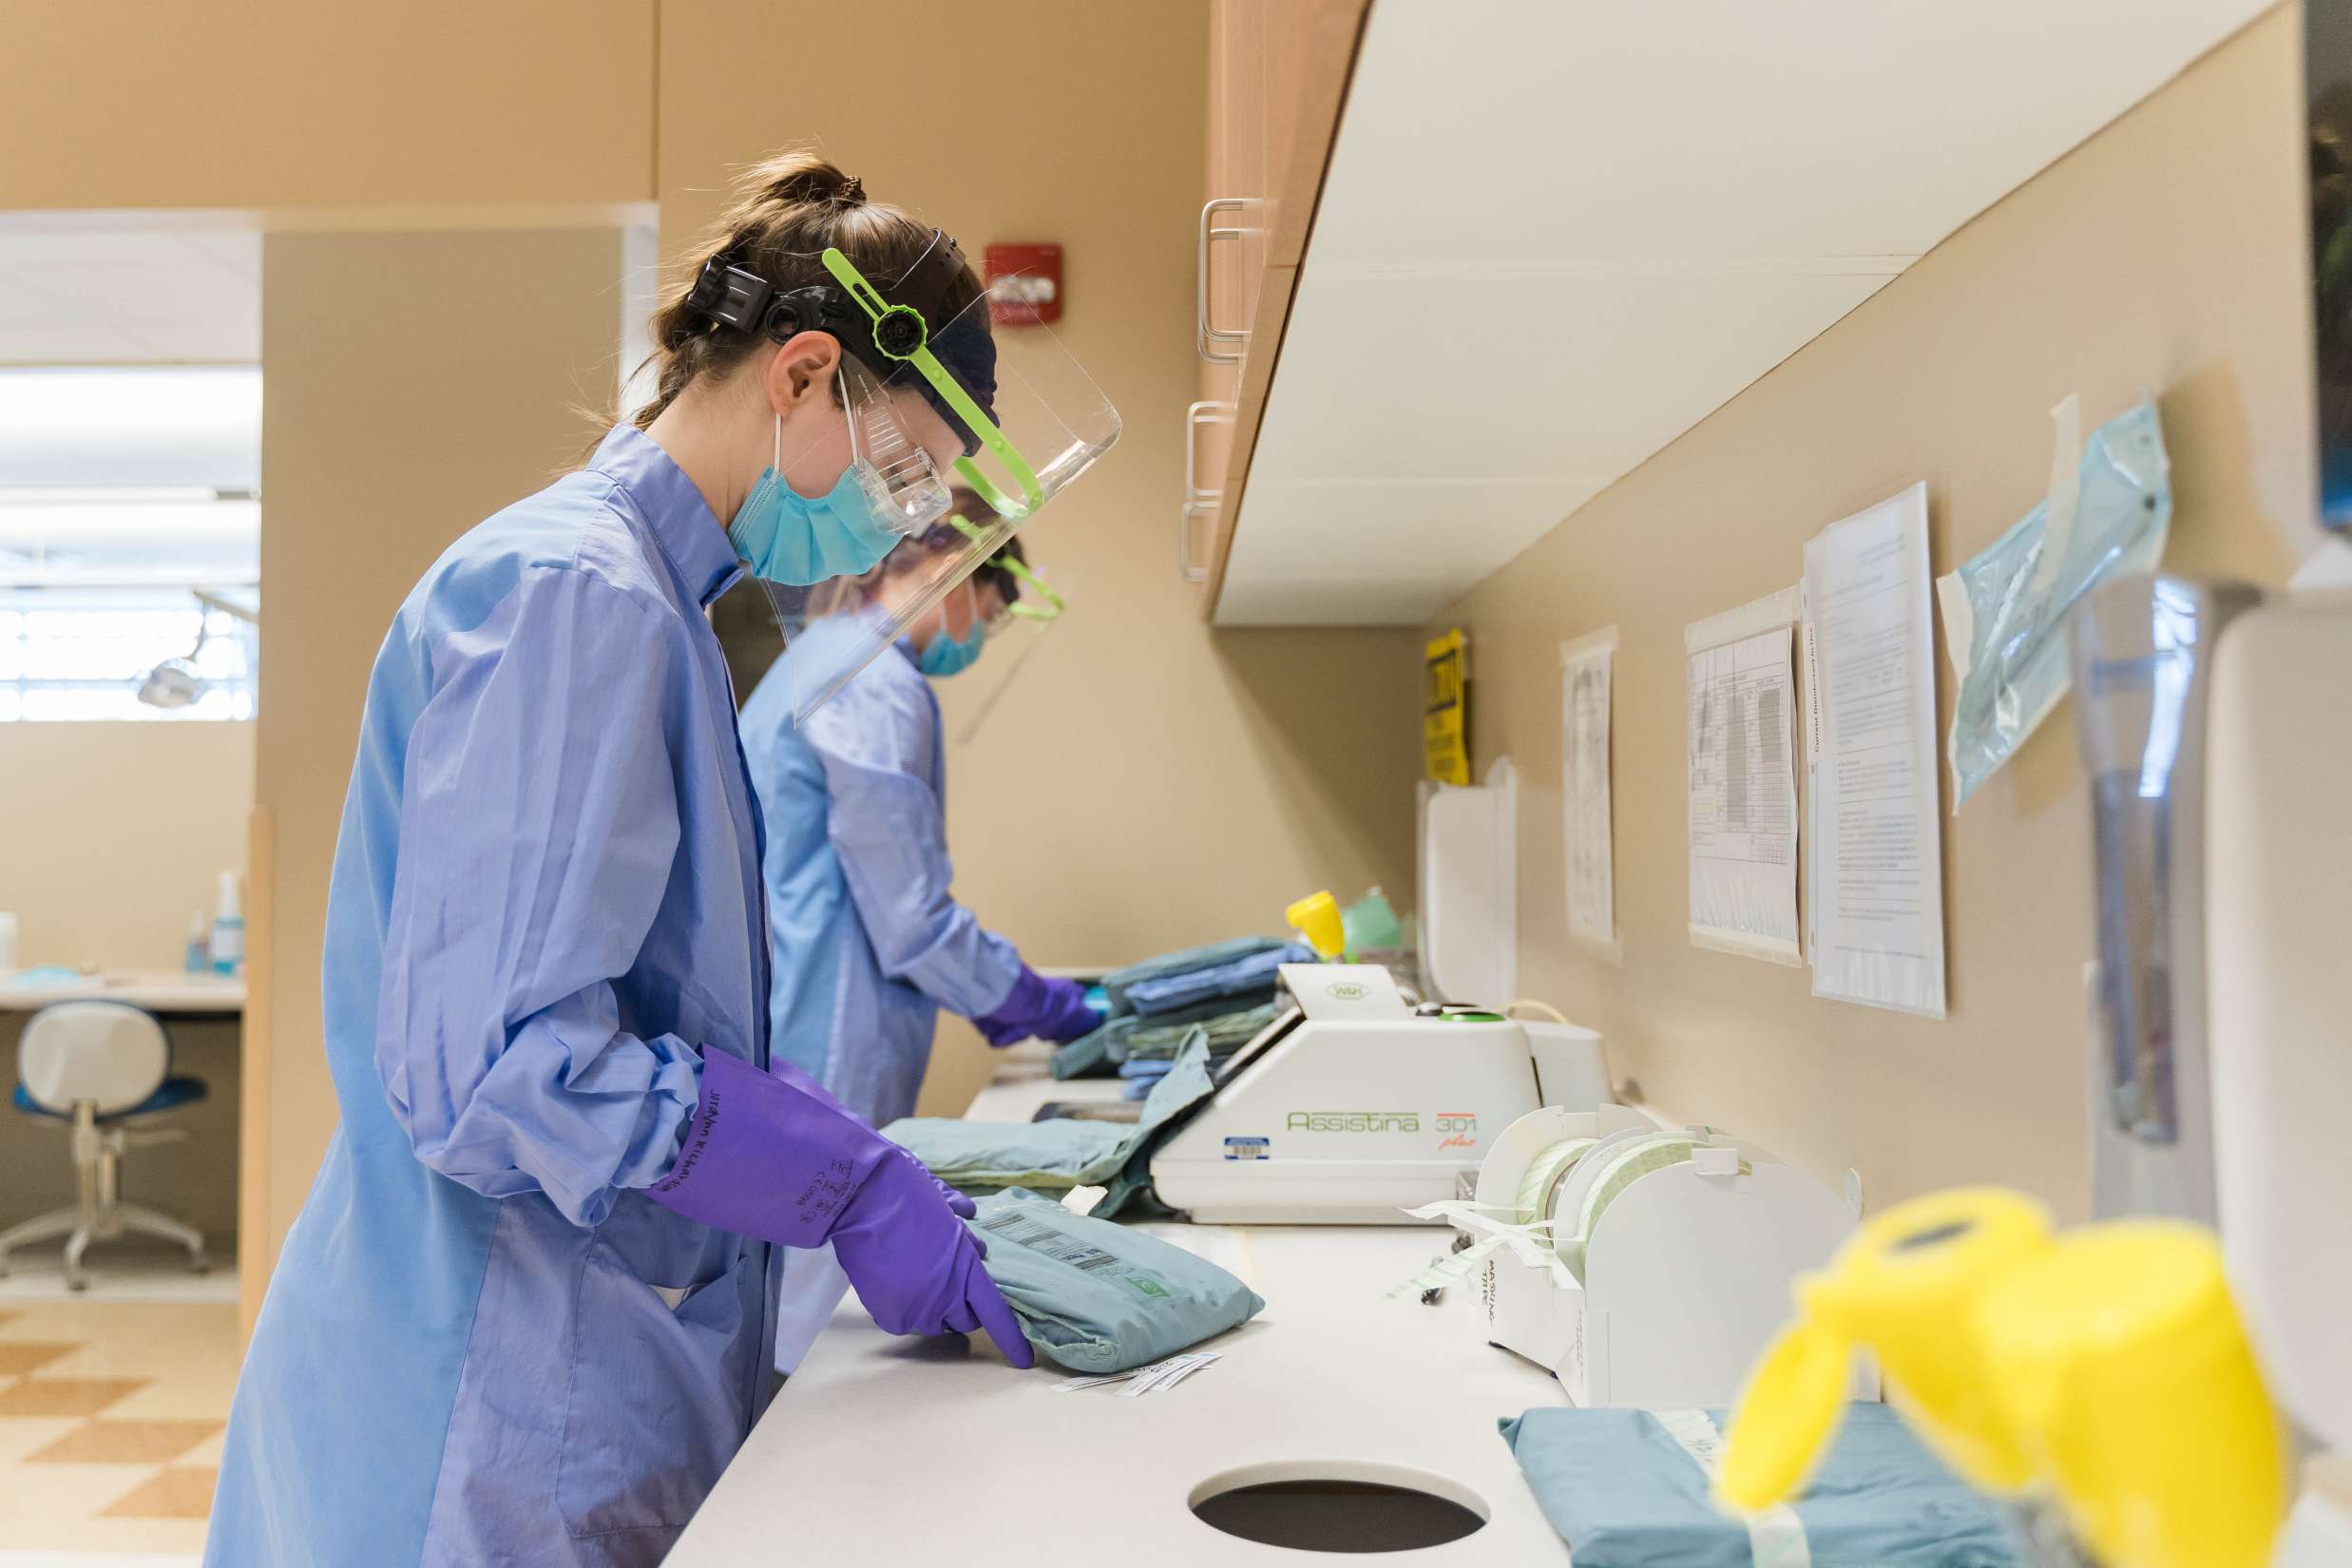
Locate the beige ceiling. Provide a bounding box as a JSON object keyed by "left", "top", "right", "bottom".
{"left": 1217, "top": 0, "right": 2275, "bottom": 625}
{"left": 0, "top": 220, "right": 258, "bottom": 366}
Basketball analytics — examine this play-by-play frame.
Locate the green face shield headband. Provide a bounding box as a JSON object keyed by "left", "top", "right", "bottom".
{"left": 822, "top": 248, "right": 1037, "bottom": 522}
{"left": 938, "top": 515, "right": 1070, "bottom": 747}
{"left": 746, "top": 245, "right": 1119, "bottom": 723}
{"left": 992, "top": 551, "right": 1065, "bottom": 628}
{"left": 943, "top": 511, "right": 1065, "bottom": 633}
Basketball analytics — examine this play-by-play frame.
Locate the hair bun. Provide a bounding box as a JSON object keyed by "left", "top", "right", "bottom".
{"left": 752, "top": 151, "right": 864, "bottom": 209}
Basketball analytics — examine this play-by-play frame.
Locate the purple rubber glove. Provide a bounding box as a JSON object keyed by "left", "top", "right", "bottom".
{"left": 648, "top": 1049, "right": 1029, "bottom": 1367}
{"left": 973, "top": 967, "right": 1102, "bottom": 1047}
{"left": 766, "top": 1056, "right": 975, "bottom": 1220}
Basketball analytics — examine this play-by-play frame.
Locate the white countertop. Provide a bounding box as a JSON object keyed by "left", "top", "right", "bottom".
{"left": 0, "top": 969, "right": 246, "bottom": 1014}
{"left": 667, "top": 1042, "right": 1573, "bottom": 1564}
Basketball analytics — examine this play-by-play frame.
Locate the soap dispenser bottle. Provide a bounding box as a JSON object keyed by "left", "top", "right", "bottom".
{"left": 209, "top": 871, "right": 245, "bottom": 977}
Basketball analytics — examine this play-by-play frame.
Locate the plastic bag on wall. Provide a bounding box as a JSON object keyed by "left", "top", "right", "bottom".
{"left": 1937, "top": 396, "right": 2172, "bottom": 809}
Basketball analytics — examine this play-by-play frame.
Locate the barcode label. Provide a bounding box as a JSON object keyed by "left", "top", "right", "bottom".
{"left": 979, "top": 1211, "right": 1124, "bottom": 1275}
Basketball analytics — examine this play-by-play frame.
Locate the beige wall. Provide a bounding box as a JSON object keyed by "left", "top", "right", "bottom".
{"left": 657, "top": 0, "right": 1422, "bottom": 1119}
{"left": 0, "top": 720, "right": 253, "bottom": 970}
{"left": 0, "top": 720, "right": 253, "bottom": 1240}
{"left": 0, "top": 1, "right": 655, "bottom": 213}
{"left": 159, "top": 3, "right": 1419, "bottom": 1286}
{"left": 18, "top": 2, "right": 2298, "bottom": 1284}
{"left": 252, "top": 228, "right": 626, "bottom": 1263}
{"left": 1436, "top": 6, "right": 2320, "bottom": 1222}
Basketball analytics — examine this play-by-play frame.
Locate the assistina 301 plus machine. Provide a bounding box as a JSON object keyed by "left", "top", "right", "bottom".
{"left": 1148, "top": 963, "right": 1610, "bottom": 1223}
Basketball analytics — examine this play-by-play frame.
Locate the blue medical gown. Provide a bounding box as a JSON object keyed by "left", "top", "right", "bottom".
{"left": 206, "top": 426, "right": 777, "bottom": 1568}
{"left": 738, "top": 632, "right": 1022, "bottom": 1131}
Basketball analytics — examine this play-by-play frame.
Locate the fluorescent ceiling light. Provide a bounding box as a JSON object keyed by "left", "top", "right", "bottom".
{"left": 0, "top": 566, "right": 259, "bottom": 589}
{"left": 0, "top": 486, "right": 249, "bottom": 506}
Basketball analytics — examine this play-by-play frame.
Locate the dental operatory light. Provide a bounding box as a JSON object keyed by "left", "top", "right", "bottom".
{"left": 133, "top": 586, "right": 258, "bottom": 711}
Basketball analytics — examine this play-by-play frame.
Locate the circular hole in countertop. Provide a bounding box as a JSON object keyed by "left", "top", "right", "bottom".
{"left": 1189, "top": 1460, "right": 1488, "bottom": 1553}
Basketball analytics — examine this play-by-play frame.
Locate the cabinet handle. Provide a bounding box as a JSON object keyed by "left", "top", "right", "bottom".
{"left": 1181, "top": 400, "right": 1236, "bottom": 583}
{"left": 1196, "top": 198, "right": 1261, "bottom": 365}
{"left": 1179, "top": 498, "right": 1212, "bottom": 583}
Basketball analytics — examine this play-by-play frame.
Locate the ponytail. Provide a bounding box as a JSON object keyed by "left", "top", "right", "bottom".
{"left": 625, "top": 150, "right": 978, "bottom": 431}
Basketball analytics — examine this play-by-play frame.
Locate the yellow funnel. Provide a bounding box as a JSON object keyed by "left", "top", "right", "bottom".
{"left": 1285, "top": 890, "right": 1344, "bottom": 959}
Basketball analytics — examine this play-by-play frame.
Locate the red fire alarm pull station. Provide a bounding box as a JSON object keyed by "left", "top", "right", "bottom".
{"left": 984, "top": 242, "right": 1061, "bottom": 325}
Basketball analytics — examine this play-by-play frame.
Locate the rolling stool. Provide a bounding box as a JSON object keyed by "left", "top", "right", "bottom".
{"left": 1, "top": 1000, "right": 211, "bottom": 1290}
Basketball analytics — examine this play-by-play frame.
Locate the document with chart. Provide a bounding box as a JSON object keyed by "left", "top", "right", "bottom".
{"left": 1803, "top": 484, "right": 1947, "bottom": 1016}
{"left": 1687, "top": 591, "right": 1802, "bottom": 964}
{"left": 1560, "top": 626, "right": 1619, "bottom": 958}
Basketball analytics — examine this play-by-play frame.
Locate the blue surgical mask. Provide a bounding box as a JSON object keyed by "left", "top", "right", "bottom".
{"left": 726, "top": 416, "right": 904, "bottom": 586}
{"left": 918, "top": 620, "right": 986, "bottom": 678}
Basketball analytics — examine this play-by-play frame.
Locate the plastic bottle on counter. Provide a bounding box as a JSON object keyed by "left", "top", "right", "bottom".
{"left": 209, "top": 871, "right": 245, "bottom": 977}
{"left": 185, "top": 910, "right": 210, "bottom": 974}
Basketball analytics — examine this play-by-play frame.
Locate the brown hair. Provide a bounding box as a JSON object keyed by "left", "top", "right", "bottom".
{"left": 629, "top": 149, "right": 984, "bottom": 430}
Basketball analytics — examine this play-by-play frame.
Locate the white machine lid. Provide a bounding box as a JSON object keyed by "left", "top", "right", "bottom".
{"left": 1280, "top": 963, "right": 1411, "bottom": 1022}
{"left": 1420, "top": 755, "right": 1518, "bottom": 1005}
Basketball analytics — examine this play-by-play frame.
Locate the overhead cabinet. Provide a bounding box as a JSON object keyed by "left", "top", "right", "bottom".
{"left": 1187, "top": 0, "right": 2273, "bottom": 627}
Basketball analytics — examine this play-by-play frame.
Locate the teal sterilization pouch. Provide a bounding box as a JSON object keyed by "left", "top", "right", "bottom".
{"left": 1500, "top": 1405, "right": 2019, "bottom": 1568}
{"left": 886, "top": 1033, "right": 1216, "bottom": 1195}
{"left": 1938, "top": 396, "right": 2171, "bottom": 809}
{"left": 968, "top": 1188, "right": 1264, "bottom": 1373}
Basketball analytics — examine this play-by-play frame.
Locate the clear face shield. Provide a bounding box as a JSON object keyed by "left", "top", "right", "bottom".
{"left": 947, "top": 522, "right": 1068, "bottom": 745}
{"left": 752, "top": 242, "right": 1118, "bottom": 722}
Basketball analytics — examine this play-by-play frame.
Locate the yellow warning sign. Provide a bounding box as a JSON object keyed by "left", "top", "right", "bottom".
{"left": 1424, "top": 628, "right": 1469, "bottom": 786}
